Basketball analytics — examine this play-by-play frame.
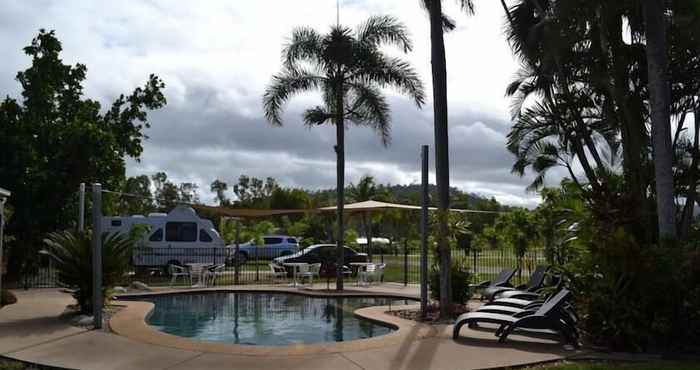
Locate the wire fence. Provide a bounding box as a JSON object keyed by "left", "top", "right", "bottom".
{"left": 7, "top": 244, "right": 546, "bottom": 289}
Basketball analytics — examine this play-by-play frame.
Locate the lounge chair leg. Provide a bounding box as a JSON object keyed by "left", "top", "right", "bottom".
{"left": 495, "top": 324, "right": 507, "bottom": 337}
{"left": 453, "top": 320, "right": 466, "bottom": 339}
{"left": 498, "top": 325, "right": 514, "bottom": 343}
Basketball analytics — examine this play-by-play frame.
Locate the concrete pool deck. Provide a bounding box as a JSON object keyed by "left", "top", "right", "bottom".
{"left": 1, "top": 286, "right": 583, "bottom": 370}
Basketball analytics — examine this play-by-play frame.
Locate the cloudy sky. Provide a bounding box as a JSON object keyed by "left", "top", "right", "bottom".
{"left": 1, "top": 0, "right": 556, "bottom": 207}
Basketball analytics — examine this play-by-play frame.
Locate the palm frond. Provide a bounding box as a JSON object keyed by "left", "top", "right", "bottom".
{"left": 356, "top": 15, "right": 412, "bottom": 52}
{"left": 347, "top": 83, "right": 391, "bottom": 146}
{"left": 352, "top": 55, "right": 425, "bottom": 107}
{"left": 303, "top": 106, "right": 333, "bottom": 127}
{"left": 263, "top": 68, "right": 325, "bottom": 125}
{"left": 282, "top": 27, "right": 325, "bottom": 71}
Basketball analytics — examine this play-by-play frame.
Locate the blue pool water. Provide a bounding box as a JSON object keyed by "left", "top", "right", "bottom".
{"left": 141, "top": 292, "right": 414, "bottom": 345}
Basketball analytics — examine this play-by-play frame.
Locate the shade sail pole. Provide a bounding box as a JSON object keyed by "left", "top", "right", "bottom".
{"left": 420, "top": 145, "right": 429, "bottom": 318}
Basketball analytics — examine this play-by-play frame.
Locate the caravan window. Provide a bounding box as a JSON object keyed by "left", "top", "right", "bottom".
{"left": 149, "top": 228, "right": 163, "bottom": 241}
{"left": 165, "top": 222, "right": 197, "bottom": 242}
{"left": 199, "top": 229, "right": 213, "bottom": 242}
{"left": 111, "top": 220, "right": 122, "bottom": 227}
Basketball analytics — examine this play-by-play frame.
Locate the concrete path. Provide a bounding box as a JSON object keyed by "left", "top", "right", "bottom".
{"left": 1, "top": 287, "right": 577, "bottom": 370}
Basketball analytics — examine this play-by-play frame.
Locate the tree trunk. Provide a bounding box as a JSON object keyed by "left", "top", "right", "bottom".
{"left": 335, "top": 79, "right": 346, "bottom": 291}
{"left": 644, "top": 0, "right": 677, "bottom": 241}
{"left": 680, "top": 99, "right": 699, "bottom": 240}
{"left": 596, "top": 5, "right": 650, "bottom": 242}
{"left": 428, "top": 0, "right": 452, "bottom": 318}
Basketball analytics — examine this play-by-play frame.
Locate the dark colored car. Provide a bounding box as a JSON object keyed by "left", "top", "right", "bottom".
{"left": 273, "top": 244, "right": 368, "bottom": 278}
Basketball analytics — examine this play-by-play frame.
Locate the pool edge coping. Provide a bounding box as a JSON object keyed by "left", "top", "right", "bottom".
{"left": 109, "top": 287, "right": 438, "bottom": 356}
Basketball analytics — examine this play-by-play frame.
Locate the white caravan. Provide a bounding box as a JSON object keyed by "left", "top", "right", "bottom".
{"left": 103, "top": 205, "right": 226, "bottom": 272}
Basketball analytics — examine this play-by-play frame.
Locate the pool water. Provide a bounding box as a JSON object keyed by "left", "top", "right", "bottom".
{"left": 141, "top": 292, "right": 414, "bottom": 345}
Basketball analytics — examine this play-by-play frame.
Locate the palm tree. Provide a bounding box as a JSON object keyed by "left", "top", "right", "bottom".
{"left": 643, "top": 0, "right": 676, "bottom": 241}
{"left": 263, "top": 16, "right": 425, "bottom": 290}
{"left": 421, "top": 0, "right": 474, "bottom": 318}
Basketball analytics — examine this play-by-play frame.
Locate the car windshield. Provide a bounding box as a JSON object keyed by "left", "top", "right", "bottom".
{"left": 286, "top": 245, "right": 326, "bottom": 258}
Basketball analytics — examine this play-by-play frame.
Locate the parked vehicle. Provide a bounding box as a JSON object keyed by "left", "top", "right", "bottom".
{"left": 228, "top": 235, "right": 299, "bottom": 264}
{"left": 103, "top": 205, "right": 226, "bottom": 273}
{"left": 273, "top": 244, "right": 368, "bottom": 278}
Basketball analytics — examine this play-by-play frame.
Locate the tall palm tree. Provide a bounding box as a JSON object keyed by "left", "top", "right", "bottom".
{"left": 263, "top": 16, "right": 425, "bottom": 290}
{"left": 421, "top": 0, "right": 474, "bottom": 318}
{"left": 643, "top": 0, "right": 676, "bottom": 241}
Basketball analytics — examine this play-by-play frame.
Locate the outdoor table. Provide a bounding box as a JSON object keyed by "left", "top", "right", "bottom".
{"left": 186, "top": 263, "right": 212, "bottom": 287}
{"left": 349, "top": 262, "right": 374, "bottom": 287}
{"left": 283, "top": 262, "right": 309, "bottom": 287}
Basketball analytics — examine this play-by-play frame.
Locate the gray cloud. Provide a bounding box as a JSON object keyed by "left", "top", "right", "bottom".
{"left": 1, "top": 0, "right": 555, "bottom": 208}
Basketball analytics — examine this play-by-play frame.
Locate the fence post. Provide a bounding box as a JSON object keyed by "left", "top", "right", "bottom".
{"left": 420, "top": 145, "right": 429, "bottom": 318}
{"left": 234, "top": 220, "right": 240, "bottom": 285}
{"left": 0, "top": 194, "right": 6, "bottom": 295}
{"left": 78, "top": 183, "right": 85, "bottom": 232}
{"left": 92, "top": 183, "right": 103, "bottom": 329}
{"left": 403, "top": 239, "right": 408, "bottom": 286}
{"left": 472, "top": 249, "right": 477, "bottom": 275}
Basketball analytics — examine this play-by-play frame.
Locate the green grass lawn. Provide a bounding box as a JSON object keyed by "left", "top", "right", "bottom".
{"left": 526, "top": 362, "right": 700, "bottom": 370}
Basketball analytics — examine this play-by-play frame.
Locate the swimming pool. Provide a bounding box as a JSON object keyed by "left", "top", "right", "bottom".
{"left": 141, "top": 292, "right": 415, "bottom": 346}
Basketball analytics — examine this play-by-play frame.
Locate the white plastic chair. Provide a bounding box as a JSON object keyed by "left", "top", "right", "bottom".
{"left": 269, "top": 263, "right": 287, "bottom": 283}
{"left": 188, "top": 263, "right": 208, "bottom": 287}
{"left": 358, "top": 263, "right": 385, "bottom": 286}
{"left": 169, "top": 264, "right": 190, "bottom": 287}
{"left": 299, "top": 263, "right": 321, "bottom": 285}
{"left": 204, "top": 264, "right": 225, "bottom": 286}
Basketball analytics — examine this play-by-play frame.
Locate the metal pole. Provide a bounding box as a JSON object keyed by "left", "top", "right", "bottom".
{"left": 367, "top": 212, "right": 373, "bottom": 262}
{"left": 0, "top": 197, "right": 6, "bottom": 296}
{"left": 234, "top": 220, "right": 240, "bottom": 285}
{"left": 92, "top": 183, "right": 103, "bottom": 329}
{"left": 403, "top": 239, "right": 408, "bottom": 286}
{"left": 420, "top": 145, "right": 429, "bottom": 318}
{"left": 78, "top": 183, "right": 85, "bottom": 232}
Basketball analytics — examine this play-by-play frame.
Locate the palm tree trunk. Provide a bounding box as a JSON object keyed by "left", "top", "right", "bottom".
{"left": 335, "top": 80, "right": 346, "bottom": 291}
{"left": 644, "top": 0, "right": 677, "bottom": 241}
{"left": 680, "top": 99, "right": 699, "bottom": 240}
{"left": 428, "top": 0, "right": 452, "bottom": 318}
{"left": 499, "top": 0, "right": 513, "bottom": 24}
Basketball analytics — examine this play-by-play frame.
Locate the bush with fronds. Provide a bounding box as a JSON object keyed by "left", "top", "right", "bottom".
{"left": 43, "top": 230, "right": 134, "bottom": 314}
{"left": 429, "top": 257, "right": 473, "bottom": 305}
{"left": 0, "top": 289, "right": 17, "bottom": 307}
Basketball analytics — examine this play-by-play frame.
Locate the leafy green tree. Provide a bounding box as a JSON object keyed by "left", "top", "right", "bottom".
{"left": 501, "top": 0, "right": 700, "bottom": 244}
{"left": 232, "top": 175, "right": 278, "bottom": 208}
{"left": 496, "top": 209, "right": 538, "bottom": 281}
{"left": 0, "top": 30, "right": 166, "bottom": 277}
{"left": 348, "top": 175, "right": 383, "bottom": 259}
{"left": 269, "top": 188, "right": 308, "bottom": 210}
{"left": 210, "top": 179, "right": 230, "bottom": 206}
{"left": 263, "top": 15, "right": 425, "bottom": 290}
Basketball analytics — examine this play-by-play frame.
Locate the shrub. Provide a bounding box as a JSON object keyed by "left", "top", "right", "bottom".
{"left": 43, "top": 230, "right": 134, "bottom": 314}
{"left": 0, "top": 289, "right": 17, "bottom": 307}
{"left": 0, "top": 360, "right": 24, "bottom": 370}
{"left": 564, "top": 225, "right": 700, "bottom": 351}
{"left": 429, "top": 258, "right": 473, "bottom": 305}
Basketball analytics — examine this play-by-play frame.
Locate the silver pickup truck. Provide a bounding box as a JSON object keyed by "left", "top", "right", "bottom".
{"left": 227, "top": 235, "right": 300, "bottom": 264}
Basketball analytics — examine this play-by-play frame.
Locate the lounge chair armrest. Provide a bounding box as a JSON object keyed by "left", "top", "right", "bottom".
{"left": 470, "top": 280, "right": 491, "bottom": 289}
{"left": 512, "top": 309, "right": 537, "bottom": 318}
